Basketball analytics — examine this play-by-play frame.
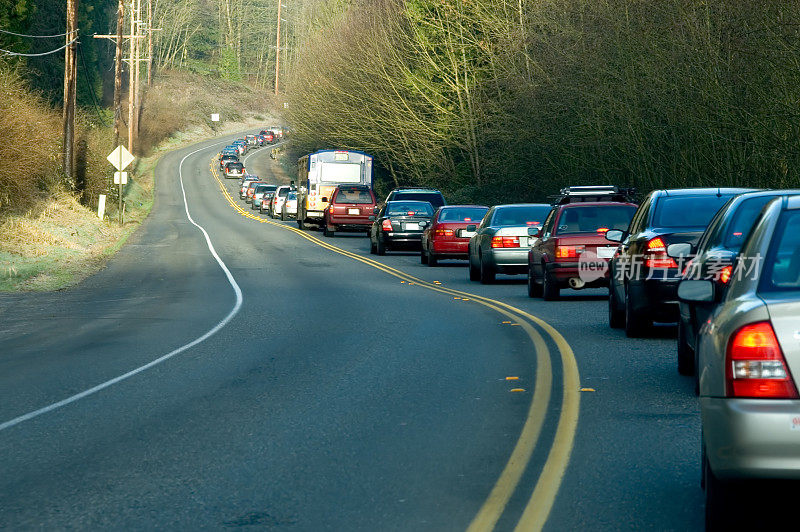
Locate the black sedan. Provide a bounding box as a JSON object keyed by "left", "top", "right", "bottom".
{"left": 670, "top": 189, "right": 799, "bottom": 381}
{"left": 369, "top": 200, "right": 434, "bottom": 255}
{"left": 606, "top": 187, "right": 754, "bottom": 337}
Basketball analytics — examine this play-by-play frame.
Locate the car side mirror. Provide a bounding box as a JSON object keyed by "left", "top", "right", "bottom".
{"left": 466, "top": 224, "right": 477, "bottom": 232}
{"left": 667, "top": 243, "right": 693, "bottom": 260}
{"left": 605, "top": 230, "right": 624, "bottom": 243}
{"left": 373, "top": 206, "right": 379, "bottom": 215}
{"left": 527, "top": 227, "right": 542, "bottom": 237}
{"left": 677, "top": 280, "right": 714, "bottom": 303}
{"left": 420, "top": 220, "right": 429, "bottom": 228}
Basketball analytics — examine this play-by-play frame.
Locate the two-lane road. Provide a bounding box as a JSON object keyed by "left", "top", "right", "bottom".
{"left": 0, "top": 133, "right": 703, "bottom": 530}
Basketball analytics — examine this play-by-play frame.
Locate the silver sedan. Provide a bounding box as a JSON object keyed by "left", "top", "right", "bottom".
{"left": 467, "top": 203, "right": 551, "bottom": 284}
{"left": 679, "top": 195, "right": 800, "bottom": 528}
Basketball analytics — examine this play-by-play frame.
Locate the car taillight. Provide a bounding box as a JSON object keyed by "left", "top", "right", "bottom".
{"left": 382, "top": 219, "right": 393, "bottom": 231}
{"left": 491, "top": 236, "right": 520, "bottom": 248}
{"left": 597, "top": 227, "right": 609, "bottom": 233}
{"left": 725, "top": 322, "right": 798, "bottom": 398}
{"left": 719, "top": 265, "right": 732, "bottom": 284}
{"left": 555, "top": 245, "right": 584, "bottom": 259}
{"left": 435, "top": 228, "right": 454, "bottom": 237}
{"left": 644, "top": 237, "right": 678, "bottom": 268}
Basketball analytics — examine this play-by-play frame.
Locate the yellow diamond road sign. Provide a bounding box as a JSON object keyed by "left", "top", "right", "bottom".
{"left": 107, "top": 145, "right": 135, "bottom": 171}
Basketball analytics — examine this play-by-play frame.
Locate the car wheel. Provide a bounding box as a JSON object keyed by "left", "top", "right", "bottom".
{"left": 323, "top": 223, "right": 334, "bottom": 237}
{"left": 376, "top": 235, "right": 386, "bottom": 255}
{"left": 542, "top": 269, "right": 560, "bottom": 301}
{"left": 369, "top": 238, "right": 377, "bottom": 255}
{"left": 704, "top": 450, "right": 738, "bottom": 531}
{"left": 428, "top": 249, "right": 438, "bottom": 267}
{"left": 625, "top": 287, "right": 650, "bottom": 338}
{"left": 479, "top": 254, "right": 495, "bottom": 284}
{"left": 420, "top": 247, "right": 428, "bottom": 265}
{"left": 469, "top": 252, "right": 480, "bottom": 282}
{"left": 677, "top": 319, "right": 696, "bottom": 376}
{"left": 527, "top": 265, "right": 542, "bottom": 298}
{"left": 608, "top": 287, "right": 625, "bottom": 329}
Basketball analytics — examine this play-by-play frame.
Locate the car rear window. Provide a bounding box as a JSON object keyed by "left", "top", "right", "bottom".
{"left": 287, "top": 192, "right": 297, "bottom": 199}
{"left": 228, "top": 163, "right": 244, "bottom": 169}
{"left": 278, "top": 188, "right": 289, "bottom": 197}
{"left": 721, "top": 196, "right": 775, "bottom": 249}
{"left": 438, "top": 207, "right": 488, "bottom": 222}
{"left": 335, "top": 188, "right": 373, "bottom": 204}
{"left": 556, "top": 205, "right": 637, "bottom": 234}
{"left": 392, "top": 192, "right": 445, "bottom": 209}
{"left": 386, "top": 202, "right": 434, "bottom": 216}
{"left": 652, "top": 195, "right": 735, "bottom": 229}
{"left": 255, "top": 185, "right": 276, "bottom": 192}
{"left": 492, "top": 205, "right": 550, "bottom": 227}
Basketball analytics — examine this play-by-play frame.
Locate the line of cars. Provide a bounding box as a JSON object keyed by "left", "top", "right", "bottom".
{"left": 237, "top": 175, "right": 298, "bottom": 219}
{"left": 305, "top": 182, "right": 800, "bottom": 528}
{"left": 218, "top": 127, "right": 285, "bottom": 179}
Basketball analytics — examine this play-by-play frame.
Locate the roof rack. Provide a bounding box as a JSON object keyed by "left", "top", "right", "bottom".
{"left": 549, "top": 185, "right": 636, "bottom": 205}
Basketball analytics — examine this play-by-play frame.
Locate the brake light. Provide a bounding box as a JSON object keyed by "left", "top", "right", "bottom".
{"left": 491, "top": 236, "right": 520, "bottom": 248}
{"left": 720, "top": 265, "right": 732, "bottom": 284}
{"left": 382, "top": 219, "right": 393, "bottom": 231}
{"left": 597, "top": 227, "right": 609, "bottom": 233}
{"left": 644, "top": 237, "right": 678, "bottom": 268}
{"left": 555, "top": 245, "right": 584, "bottom": 259}
{"left": 726, "top": 322, "right": 798, "bottom": 398}
{"left": 435, "top": 228, "right": 455, "bottom": 237}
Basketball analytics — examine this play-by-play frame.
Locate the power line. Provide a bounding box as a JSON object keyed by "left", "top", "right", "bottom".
{"left": 78, "top": 41, "right": 110, "bottom": 127}
{"left": 0, "top": 38, "right": 77, "bottom": 57}
{"left": 0, "top": 28, "right": 79, "bottom": 38}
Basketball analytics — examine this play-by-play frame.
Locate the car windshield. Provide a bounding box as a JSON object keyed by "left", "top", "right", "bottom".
{"left": 555, "top": 205, "right": 637, "bottom": 234}
{"left": 652, "top": 194, "right": 735, "bottom": 229}
{"left": 335, "top": 188, "right": 373, "bottom": 204}
{"left": 438, "top": 207, "right": 488, "bottom": 222}
{"left": 492, "top": 205, "right": 550, "bottom": 227}
{"left": 393, "top": 192, "right": 444, "bottom": 209}
{"left": 278, "top": 188, "right": 289, "bottom": 197}
{"left": 760, "top": 210, "right": 800, "bottom": 292}
{"left": 386, "top": 202, "right": 434, "bottom": 216}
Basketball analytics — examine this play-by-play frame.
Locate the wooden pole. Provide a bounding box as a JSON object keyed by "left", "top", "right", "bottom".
{"left": 146, "top": 0, "right": 153, "bottom": 87}
{"left": 62, "top": 0, "right": 78, "bottom": 181}
{"left": 274, "top": 0, "right": 281, "bottom": 95}
{"left": 113, "top": 0, "right": 124, "bottom": 147}
{"left": 128, "top": 0, "right": 135, "bottom": 154}
{"left": 133, "top": 0, "right": 141, "bottom": 149}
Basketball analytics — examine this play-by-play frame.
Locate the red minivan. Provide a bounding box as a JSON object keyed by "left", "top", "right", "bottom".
{"left": 322, "top": 184, "right": 377, "bottom": 237}
{"left": 421, "top": 205, "right": 489, "bottom": 266}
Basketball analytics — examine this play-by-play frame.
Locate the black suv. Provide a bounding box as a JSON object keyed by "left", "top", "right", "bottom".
{"left": 382, "top": 187, "right": 446, "bottom": 210}
{"left": 606, "top": 188, "right": 754, "bottom": 337}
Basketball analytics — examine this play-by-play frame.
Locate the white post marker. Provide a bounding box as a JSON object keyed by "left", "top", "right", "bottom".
{"left": 211, "top": 113, "right": 220, "bottom": 122}
{"left": 97, "top": 194, "right": 106, "bottom": 219}
{"left": 107, "top": 145, "right": 135, "bottom": 226}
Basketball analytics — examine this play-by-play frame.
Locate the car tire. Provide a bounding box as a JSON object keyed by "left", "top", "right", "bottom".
{"left": 527, "top": 266, "right": 543, "bottom": 298}
{"left": 376, "top": 236, "right": 386, "bottom": 255}
{"left": 323, "top": 223, "right": 334, "bottom": 237}
{"left": 479, "top": 254, "right": 495, "bottom": 284}
{"left": 704, "top": 451, "right": 738, "bottom": 531}
{"left": 369, "top": 238, "right": 377, "bottom": 255}
{"left": 421, "top": 247, "right": 428, "bottom": 264}
{"left": 677, "top": 319, "right": 696, "bottom": 376}
{"left": 428, "top": 249, "right": 438, "bottom": 267}
{"left": 608, "top": 288, "right": 625, "bottom": 329}
{"left": 469, "top": 253, "right": 480, "bottom": 282}
{"left": 625, "top": 287, "right": 650, "bottom": 338}
{"left": 542, "top": 269, "right": 560, "bottom": 301}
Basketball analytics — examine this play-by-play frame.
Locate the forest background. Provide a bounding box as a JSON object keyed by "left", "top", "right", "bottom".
{"left": 3, "top": 0, "right": 800, "bottom": 211}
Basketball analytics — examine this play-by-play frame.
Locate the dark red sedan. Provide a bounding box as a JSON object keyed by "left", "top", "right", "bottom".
{"left": 322, "top": 184, "right": 377, "bottom": 237}
{"left": 420, "top": 205, "right": 489, "bottom": 266}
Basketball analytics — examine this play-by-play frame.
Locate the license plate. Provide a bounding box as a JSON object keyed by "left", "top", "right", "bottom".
{"left": 597, "top": 247, "right": 616, "bottom": 259}
{"left": 459, "top": 230, "right": 476, "bottom": 238}
{"left": 347, "top": 208, "right": 360, "bottom": 215}
{"left": 519, "top": 237, "right": 529, "bottom": 247}
{"left": 405, "top": 222, "right": 419, "bottom": 230}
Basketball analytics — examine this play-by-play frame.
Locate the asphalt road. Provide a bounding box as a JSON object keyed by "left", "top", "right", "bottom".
{"left": 0, "top": 133, "right": 704, "bottom": 530}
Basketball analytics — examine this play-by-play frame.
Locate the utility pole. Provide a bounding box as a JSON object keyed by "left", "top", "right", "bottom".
{"left": 128, "top": 0, "right": 136, "bottom": 153}
{"left": 146, "top": 0, "right": 153, "bottom": 86}
{"left": 62, "top": 0, "right": 78, "bottom": 180}
{"left": 274, "top": 0, "right": 282, "bottom": 95}
{"left": 132, "top": 0, "right": 142, "bottom": 151}
{"left": 113, "top": 0, "right": 124, "bottom": 147}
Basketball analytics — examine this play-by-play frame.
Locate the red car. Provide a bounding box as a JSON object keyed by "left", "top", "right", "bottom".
{"left": 245, "top": 181, "right": 265, "bottom": 203}
{"left": 322, "top": 184, "right": 377, "bottom": 237}
{"left": 421, "top": 205, "right": 489, "bottom": 266}
{"left": 527, "top": 201, "right": 638, "bottom": 299}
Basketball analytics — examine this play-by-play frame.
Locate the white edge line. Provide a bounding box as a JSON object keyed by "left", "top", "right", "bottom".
{"left": 0, "top": 140, "right": 243, "bottom": 433}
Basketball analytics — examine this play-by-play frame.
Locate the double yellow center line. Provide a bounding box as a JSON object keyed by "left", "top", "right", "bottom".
{"left": 207, "top": 157, "right": 581, "bottom": 531}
